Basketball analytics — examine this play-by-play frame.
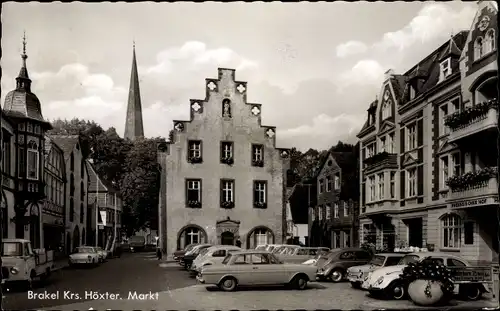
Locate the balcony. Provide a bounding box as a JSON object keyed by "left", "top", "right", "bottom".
{"left": 362, "top": 200, "right": 399, "bottom": 216}
{"left": 446, "top": 167, "right": 499, "bottom": 207}
{"left": 446, "top": 99, "right": 498, "bottom": 143}
{"left": 363, "top": 152, "right": 398, "bottom": 174}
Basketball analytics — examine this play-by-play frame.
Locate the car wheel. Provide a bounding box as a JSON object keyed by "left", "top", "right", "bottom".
{"left": 386, "top": 281, "right": 406, "bottom": 300}
{"left": 350, "top": 281, "right": 361, "bottom": 289}
{"left": 329, "top": 269, "right": 344, "bottom": 283}
{"left": 219, "top": 277, "right": 237, "bottom": 292}
{"left": 461, "top": 285, "right": 482, "bottom": 301}
{"left": 292, "top": 274, "right": 308, "bottom": 290}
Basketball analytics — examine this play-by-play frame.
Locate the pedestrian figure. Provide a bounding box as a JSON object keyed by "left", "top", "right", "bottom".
{"left": 156, "top": 238, "right": 162, "bottom": 260}
{"left": 235, "top": 239, "right": 241, "bottom": 248}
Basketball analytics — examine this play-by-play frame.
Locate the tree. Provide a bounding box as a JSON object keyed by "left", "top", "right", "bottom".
{"left": 48, "top": 118, "right": 105, "bottom": 158}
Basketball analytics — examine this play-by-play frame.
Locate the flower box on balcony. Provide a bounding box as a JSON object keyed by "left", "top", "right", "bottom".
{"left": 220, "top": 201, "right": 235, "bottom": 209}
{"left": 221, "top": 157, "right": 234, "bottom": 165}
{"left": 188, "top": 156, "right": 203, "bottom": 164}
{"left": 446, "top": 167, "right": 498, "bottom": 192}
{"left": 444, "top": 99, "right": 498, "bottom": 131}
{"left": 187, "top": 200, "right": 202, "bottom": 208}
{"left": 254, "top": 202, "right": 267, "bottom": 209}
{"left": 252, "top": 160, "right": 264, "bottom": 167}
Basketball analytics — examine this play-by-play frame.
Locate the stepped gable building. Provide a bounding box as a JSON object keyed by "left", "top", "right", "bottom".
{"left": 2, "top": 34, "right": 52, "bottom": 247}
{"left": 157, "top": 68, "right": 290, "bottom": 254}
{"left": 123, "top": 43, "right": 145, "bottom": 141}
{"left": 356, "top": 1, "right": 497, "bottom": 263}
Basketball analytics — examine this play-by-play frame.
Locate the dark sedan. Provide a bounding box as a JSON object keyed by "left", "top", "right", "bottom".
{"left": 181, "top": 244, "right": 212, "bottom": 270}
{"left": 173, "top": 243, "right": 198, "bottom": 262}
{"left": 315, "top": 247, "right": 373, "bottom": 282}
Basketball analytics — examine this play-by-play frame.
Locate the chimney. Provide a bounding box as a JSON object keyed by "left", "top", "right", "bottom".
{"left": 384, "top": 69, "right": 395, "bottom": 81}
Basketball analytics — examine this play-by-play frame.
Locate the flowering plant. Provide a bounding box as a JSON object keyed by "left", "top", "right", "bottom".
{"left": 446, "top": 167, "right": 497, "bottom": 191}
{"left": 221, "top": 201, "right": 235, "bottom": 209}
{"left": 444, "top": 98, "right": 498, "bottom": 130}
{"left": 252, "top": 160, "right": 264, "bottom": 167}
{"left": 221, "top": 156, "right": 234, "bottom": 165}
{"left": 188, "top": 156, "right": 203, "bottom": 164}
{"left": 187, "top": 200, "right": 201, "bottom": 208}
{"left": 254, "top": 202, "right": 267, "bottom": 208}
{"left": 400, "top": 259, "right": 455, "bottom": 296}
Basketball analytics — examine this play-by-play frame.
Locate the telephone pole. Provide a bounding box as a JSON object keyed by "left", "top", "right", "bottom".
{"left": 1, "top": 93, "right": 4, "bottom": 310}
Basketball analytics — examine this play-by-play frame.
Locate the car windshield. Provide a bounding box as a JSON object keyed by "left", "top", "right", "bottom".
{"left": 77, "top": 247, "right": 95, "bottom": 253}
{"left": 255, "top": 245, "right": 266, "bottom": 250}
{"left": 185, "top": 244, "right": 195, "bottom": 252}
{"left": 272, "top": 246, "right": 284, "bottom": 253}
{"left": 270, "top": 253, "right": 283, "bottom": 264}
{"left": 199, "top": 248, "right": 210, "bottom": 256}
{"left": 129, "top": 236, "right": 145, "bottom": 243}
{"left": 398, "top": 255, "right": 419, "bottom": 265}
{"left": 369, "top": 255, "right": 386, "bottom": 266}
{"left": 2, "top": 242, "right": 23, "bottom": 256}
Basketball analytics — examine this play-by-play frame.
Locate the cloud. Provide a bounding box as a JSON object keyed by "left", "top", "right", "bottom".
{"left": 374, "top": 3, "right": 476, "bottom": 51}
{"left": 336, "top": 41, "right": 368, "bottom": 58}
{"left": 337, "top": 59, "right": 385, "bottom": 89}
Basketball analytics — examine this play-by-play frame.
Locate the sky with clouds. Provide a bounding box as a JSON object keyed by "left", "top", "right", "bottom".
{"left": 2, "top": 2, "right": 478, "bottom": 151}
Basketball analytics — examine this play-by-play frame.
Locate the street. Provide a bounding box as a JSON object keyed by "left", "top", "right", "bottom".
{"left": 4, "top": 252, "right": 497, "bottom": 311}
{"left": 3, "top": 252, "right": 196, "bottom": 310}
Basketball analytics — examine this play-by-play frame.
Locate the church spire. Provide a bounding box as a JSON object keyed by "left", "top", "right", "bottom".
{"left": 124, "top": 42, "right": 145, "bottom": 141}
{"left": 16, "top": 31, "right": 32, "bottom": 92}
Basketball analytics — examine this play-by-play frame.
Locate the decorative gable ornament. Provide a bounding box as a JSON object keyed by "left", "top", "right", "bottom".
{"left": 191, "top": 102, "right": 202, "bottom": 112}
{"left": 174, "top": 122, "right": 184, "bottom": 132}
{"left": 280, "top": 150, "right": 289, "bottom": 158}
{"left": 237, "top": 84, "right": 246, "bottom": 94}
{"left": 266, "top": 128, "right": 275, "bottom": 138}
{"left": 251, "top": 106, "right": 261, "bottom": 116}
{"left": 402, "top": 153, "right": 418, "bottom": 167}
{"left": 207, "top": 81, "right": 217, "bottom": 91}
{"left": 384, "top": 89, "right": 390, "bottom": 101}
{"left": 478, "top": 16, "right": 490, "bottom": 31}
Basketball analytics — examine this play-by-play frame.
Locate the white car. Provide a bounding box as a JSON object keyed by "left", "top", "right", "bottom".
{"left": 362, "top": 252, "right": 486, "bottom": 300}
{"left": 191, "top": 245, "right": 241, "bottom": 273}
{"left": 69, "top": 246, "right": 101, "bottom": 267}
{"left": 94, "top": 246, "right": 109, "bottom": 262}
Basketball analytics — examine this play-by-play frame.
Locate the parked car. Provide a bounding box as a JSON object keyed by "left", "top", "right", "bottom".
{"left": 69, "top": 247, "right": 101, "bottom": 267}
{"left": 272, "top": 245, "right": 300, "bottom": 255}
{"left": 362, "top": 252, "right": 488, "bottom": 301}
{"left": 196, "top": 250, "right": 318, "bottom": 291}
{"left": 316, "top": 248, "right": 373, "bottom": 282}
{"left": 191, "top": 245, "right": 241, "bottom": 273}
{"left": 263, "top": 244, "right": 282, "bottom": 252}
{"left": 303, "top": 248, "right": 331, "bottom": 265}
{"left": 181, "top": 244, "right": 212, "bottom": 270}
{"left": 255, "top": 245, "right": 267, "bottom": 251}
{"left": 277, "top": 247, "right": 329, "bottom": 264}
{"left": 174, "top": 243, "right": 198, "bottom": 261}
{"left": 347, "top": 253, "right": 406, "bottom": 289}
{"left": 94, "top": 246, "right": 109, "bottom": 263}
{"left": 128, "top": 236, "right": 146, "bottom": 252}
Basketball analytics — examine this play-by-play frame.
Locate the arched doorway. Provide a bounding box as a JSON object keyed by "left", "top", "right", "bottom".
{"left": 73, "top": 226, "right": 80, "bottom": 250}
{"left": 82, "top": 228, "right": 86, "bottom": 245}
{"left": 66, "top": 233, "right": 71, "bottom": 254}
{"left": 221, "top": 231, "right": 235, "bottom": 245}
{"left": 176, "top": 225, "right": 207, "bottom": 250}
{"left": 246, "top": 226, "right": 275, "bottom": 249}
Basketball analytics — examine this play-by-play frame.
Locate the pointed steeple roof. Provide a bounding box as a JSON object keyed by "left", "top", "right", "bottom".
{"left": 124, "top": 41, "right": 145, "bottom": 141}
{"left": 438, "top": 34, "right": 462, "bottom": 61}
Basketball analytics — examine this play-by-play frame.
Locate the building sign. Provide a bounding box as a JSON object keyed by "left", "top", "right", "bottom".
{"left": 99, "top": 210, "right": 107, "bottom": 226}
{"left": 450, "top": 196, "right": 497, "bottom": 209}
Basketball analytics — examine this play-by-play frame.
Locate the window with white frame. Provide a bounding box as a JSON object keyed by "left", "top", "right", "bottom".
{"left": 186, "top": 179, "right": 201, "bottom": 203}
{"left": 343, "top": 201, "right": 349, "bottom": 216}
{"left": 474, "top": 37, "right": 484, "bottom": 60}
{"left": 325, "top": 204, "right": 331, "bottom": 220}
{"left": 253, "top": 181, "right": 266, "bottom": 204}
{"left": 251, "top": 144, "right": 264, "bottom": 164}
{"left": 451, "top": 152, "right": 461, "bottom": 176}
{"left": 439, "top": 58, "right": 452, "bottom": 81}
{"left": 325, "top": 176, "right": 332, "bottom": 192}
{"left": 407, "top": 167, "right": 417, "bottom": 197}
{"left": 440, "top": 156, "right": 449, "bottom": 189}
{"left": 387, "top": 132, "right": 395, "bottom": 153}
{"left": 440, "top": 103, "right": 449, "bottom": 136}
{"left": 334, "top": 203, "right": 339, "bottom": 218}
{"left": 318, "top": 179, "right": 325, "bottom": 194}
{"left": 377, "top": 173, "right": 384, "bottom": 200}
{"left": 390, "top": 171, "right": 396, "bottom": 199}
{"left": 221, "top": 142, "right": 233, "bottom": 160}
{"left": 188, "top": 140, "right": 202, "bottom": 159}
{"left": 366, "top": 143, "right": 375, "bottom": 158}
{"left": 406, "top": 123, "right": 417, "bottom": 151}
{"left": 221, "top": 180, "right": 234, "bottom": 203}
{"left": 379, "top": 136, "right": 387, "bottom": 153}
{"left": 382, "top": 100, "right": 392, "bottom": 120}
{"left": 318, "top": 205, "right": 323, "bottom": 220}
{"left": 255, "top": 229, "right": 268, "bottom": 246}
{"left": 442, "top": 214, "right": 462, "bottom": 248}
{"left": 369, "top": 176, "right": 376, "bottom": 202}
{"left": 485, "top": 29, "right": 496, "bottom": 54}
{"left": 185, "top": 227, "right": 201, "bottom": 245}
{"left": 27, "top": 140, "right": 39, "bottom": 180}
{"left": 334, "top": 173, "right": 341, "bottom": 189}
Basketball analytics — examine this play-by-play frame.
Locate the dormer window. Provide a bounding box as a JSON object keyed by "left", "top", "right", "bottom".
{"left": 484, "top": 29, "right": 496, "bottom": 54}
{"left": 474, "top": 37, "right": 484, "bottom": 60}
{"left": 439, "top": 59, "right": 451, "bottom": 82}
{"left": 381, "top": 100, "right": 392, "bottom": 120}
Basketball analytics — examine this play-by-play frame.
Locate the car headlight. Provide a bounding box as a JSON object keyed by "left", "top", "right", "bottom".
{"left": 10, "top": 267, "right": 18, "bottom": 274}
{"left": 375, "top": 276, "right": 384, "bottom": 285}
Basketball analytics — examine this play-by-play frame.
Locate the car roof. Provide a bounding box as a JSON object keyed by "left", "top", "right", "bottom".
{"left": 408, "top": 252, "right": 469, "bottom": 261}
{"left": 231, "top": 250, "right": 272, "bottom": 255}
{"left": 207, "top": 245, "right": 241, "bottom": 251}
{"left": 376, "top": 253, "right": 406, "bottom": 257}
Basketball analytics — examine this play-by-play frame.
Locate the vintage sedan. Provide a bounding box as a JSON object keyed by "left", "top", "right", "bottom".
{"left": 347, "top": 253, "right": 406, "bottom": 289}
{"left": 272, "top": 245, "right": 300, "bottom": 255}
{"left": 362, "top": 252, "right": 488, "bottom": 300}
{"left": 316, "top": 248, "right": 373, "bottom": 282}
{"left": 197, "top": 250, "right": 318, "bottom": 291}
{"left": 191, "top": 245, "right": 241, "bottom": 273}
{"left": 278, "top": 247, "right": 330, "bottom": 264}
{"left": 69, "top": 247, "right": 100, "bottom": 267}
{"left": 174, "top": 243, "right": 198, "bottom": 262}
{"left": 181, "top": 244, "right": 212, "bottom": 270}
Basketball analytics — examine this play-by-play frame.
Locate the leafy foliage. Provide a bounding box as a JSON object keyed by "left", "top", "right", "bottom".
{"left": 400, "top": 259, "right": 455, "bottom": 295}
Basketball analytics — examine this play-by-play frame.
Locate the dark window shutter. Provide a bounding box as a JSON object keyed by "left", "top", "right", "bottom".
{"left": 362, "top": 147, "right": 366, "bottom": 160}
{"left": 417, "top": 119, "right": 423, "bottom": 147}
{"left": 220, "top": 180, "right": 224, "bottom": 205}
{"left": 220, "top": 143, "right": 224, "bottom": 159}
{"left": 361, "top": 183, "right": 366, "bottom": 205}
{"left": 400, "top": 128, "right": 405, "bottom": 153}
{"left": 417, "top": 165, "right": 424, "bottom": 196}
{"left": 400, "top": 171, "right": 406, "bottom": 199}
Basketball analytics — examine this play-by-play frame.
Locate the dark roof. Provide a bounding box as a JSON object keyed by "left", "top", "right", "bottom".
{"left": 49, "top": 135, "right": 79, "bottom": 161}
{"left": 86, "top": 161, "right": 119, "bottom": 194}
